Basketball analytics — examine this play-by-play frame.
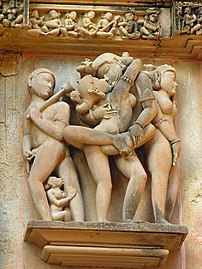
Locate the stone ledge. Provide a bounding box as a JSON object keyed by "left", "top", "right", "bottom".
{"left": 24, "top": 220, "right": 188, "bottom": 268}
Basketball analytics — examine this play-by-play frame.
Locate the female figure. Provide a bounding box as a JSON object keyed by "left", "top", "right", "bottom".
{"left": 77, "top": 11, "right": 98, "bottom": 37}
{"left": 96, "top": 12, "right": 118, "bottom": 38}
{"left": 118, "top": 12, "right": 140, "bottom": 39}
{"left": 63, "top": 53, "right": 157, "bottom": 222}
{"left": 45, "top": 176, "right": 76, "bottom": 222}
{"left": 140, "top": 11, "right": 160, "bottom": 39}
{"left": 60, "top": 11, "right": 78, "bottom": 37}
{"left": 143, "top": 64, "right": 181, "bottom": 223}
{"left": 41, "top": 10, "right": 61, "bottom": 36}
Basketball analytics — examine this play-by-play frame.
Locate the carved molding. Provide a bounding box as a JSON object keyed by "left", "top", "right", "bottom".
{"left": 0, "top": 1, "right": 201, "bottom": 58}
{"left": 24, "top": 220, "right": 188, "bottom": 268}
{"left": 173, "top": 1, "right": 202, "bottom": 35}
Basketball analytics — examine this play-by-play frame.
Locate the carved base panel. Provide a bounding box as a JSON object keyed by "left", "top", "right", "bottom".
{"left": 24, "top": 220, "right": 188, "bottom": 268}
{"left": 42, "top": 245, "right": 169, "bottom": 268}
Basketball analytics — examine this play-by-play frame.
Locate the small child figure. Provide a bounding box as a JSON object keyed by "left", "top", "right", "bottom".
{"left": 45, "top": 176, "right": 76, "bottom": 222}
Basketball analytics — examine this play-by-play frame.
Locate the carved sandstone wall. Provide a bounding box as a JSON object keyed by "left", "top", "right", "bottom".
{"left": 0, "top": 53, "right": 201, "bottom": 269}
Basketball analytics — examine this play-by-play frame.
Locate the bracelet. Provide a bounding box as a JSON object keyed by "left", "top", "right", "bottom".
{"left": 154, "top": 117, "right": 167, "bottom": 128}
{"left": 133, "top": 121, "right": 145, "bottom": 129}
{"left": 121, "top": 75, "right": 134, "bottom": 86}
{"left": 170, "top": 138, "right": 181, "bottom": 145}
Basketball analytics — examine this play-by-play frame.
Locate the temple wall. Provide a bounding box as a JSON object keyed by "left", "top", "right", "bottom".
{"left": 0, "top": 52, "right": 201, "bottom": 269}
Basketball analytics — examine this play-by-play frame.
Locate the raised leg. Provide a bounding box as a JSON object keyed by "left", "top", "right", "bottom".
{"left": 63, "top": 125, "right": 131, "bottom": 156}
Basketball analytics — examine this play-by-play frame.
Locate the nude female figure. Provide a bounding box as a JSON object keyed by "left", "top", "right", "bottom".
{"left": 143, "top": 64, "right": 181, "bottom": 223}
{"left": 63, "top": 53, "right": 158, "bottom": 222}
{"left": 45, "top": 176, "right": 76, "bottom": 222}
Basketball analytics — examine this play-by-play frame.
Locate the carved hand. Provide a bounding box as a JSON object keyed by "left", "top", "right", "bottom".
{"left": 93, "top": 102, "right": 118, "bottom": 120}
{"left": 24, "top": 148, "right": 38, "bottom": 162}
{"left": 129, "top": 123, "right": 144, "bottom": 145}
{"left": 61, "top": 80, "right": 74, "bottom": 96}
{"left": 171, "top": 141, "right": 181, "bottom": 166}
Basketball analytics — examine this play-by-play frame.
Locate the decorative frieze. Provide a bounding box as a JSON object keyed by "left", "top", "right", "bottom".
{"left": 174, "top": 1, "right": 202, "bottom": 35}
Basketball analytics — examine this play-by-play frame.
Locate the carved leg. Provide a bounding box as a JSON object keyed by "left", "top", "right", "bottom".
{"left": 84, "top": 145, "right": 112, "bottom": 222}
{"left": 63, "top": 125, "right": 131, "bottom": 155}
{"left": 165, "top": 165, "right": 179, "bottom": 222}
{"left": 115, "top": 154, "right": 147, "bottom": 221}
{"left": 145, "top": 131, "right": 172, "bottom": 224}
{"left": 56, "top": 149, "right": 85, "bottom": 221}
{"left": 28, "top": 139, "right": 65, "bottom": 220}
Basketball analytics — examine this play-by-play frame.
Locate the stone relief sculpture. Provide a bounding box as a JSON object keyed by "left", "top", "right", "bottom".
{"left": 45, "top": 176, "right": 76, "bottom": 221}
{"left": 77, "top": 10, "right": 98, "bottom": 37}
{"left": 0, "top": 2, "right": 162, "bottom": 40}
{"left": 23, "top": 68, "right": 84, "bottom": 221}
{"left": 60, "top": 11, "right": 78, "bottom": 37}
{"left": 175, "top": 3, "right": 202, "bottom": 35}
{"left": 0, "top": 0, "right": 23, "bottom": 27}
{"left": 96, "top": 12, "right": 118, "bottom": 38}
{"left": 140, "top": 11, "right": 160, "bottom": 39}
{"left": 23, "top": 53, "right": 181, "bottom": 224}
{"left": 118, "top": 12, "right": 140, "bottom": 39}
{"left": 40, "top": 10, "right": 62, "bottom": 36}
{"left": 142, "top": 64, "right": 181, "bottom": 223}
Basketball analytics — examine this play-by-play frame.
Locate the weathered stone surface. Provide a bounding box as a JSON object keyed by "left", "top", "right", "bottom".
{"left": 24, "top": 220, "right": 188, "bottom": 268}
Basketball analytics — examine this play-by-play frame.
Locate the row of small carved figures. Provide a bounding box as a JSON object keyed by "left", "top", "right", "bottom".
{"left": 0, "top": 8, "right": 161, "bottom": 39}
{"left": 176, "top": 6, "right": 202, "bottom": 34}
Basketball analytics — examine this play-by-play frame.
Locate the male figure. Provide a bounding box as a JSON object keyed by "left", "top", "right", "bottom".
{"left": 23, "top": 68, "right": 84, "bottom": 221}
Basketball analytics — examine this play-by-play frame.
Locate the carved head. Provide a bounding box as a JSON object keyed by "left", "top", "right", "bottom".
{"left": 125, "top": 12, "right": 135, "bottom": 22}
{"left": 78, "top": 74, "right": 111, "bottom": 100}
{"left": 45, "top": 176, "right": 64, "bottom": 189}
{"left": 85, "top": 11, "right": 95, "bottom": 19}
{"left": 155, "top": 65, "right": 177, "bottom": 96}
{"left": 149, "top": 12, "right": 158, "bottom": 22}
{"left": 184, "top": 7, "right": 191, "bottom": 15}
{"left": 92, "top": 53, "right": 127, "bottom": 87}
{"left": 49, "top": 10, "right": 60, "bottom": 19}
{"left": 103, "top": 12, "right": 113, "bottom": 21}
{"left": 30, "top": 10, "right": 39, "bottom": 19}
{"left": 28, "top": 68, "right": 55, "bottom": 99}
{"left": 65, "top": 11, "right": 77, "bottom": 21}
{"left": 76, "top": 58, "right": 94, "bottom": 78}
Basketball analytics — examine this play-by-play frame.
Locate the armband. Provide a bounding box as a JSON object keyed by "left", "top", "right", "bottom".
{"left": 154, "top": 117, "right": 167, "bottom": 128}
{"left": 121, "top": 75, "right": 134, "bottom": 86}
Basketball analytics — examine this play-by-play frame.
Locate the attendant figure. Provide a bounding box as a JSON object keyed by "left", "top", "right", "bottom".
{"left": 118, "top": 12, "right": 140, "bottom": 39}
{"left": 23, "top": 68, "right": 84, "bottom": 221}
{"left": 45, "top": 176, "right": 76, "bottom": 222}
{"left": 143, "top": 64, "right": 181, "bottom": 223}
